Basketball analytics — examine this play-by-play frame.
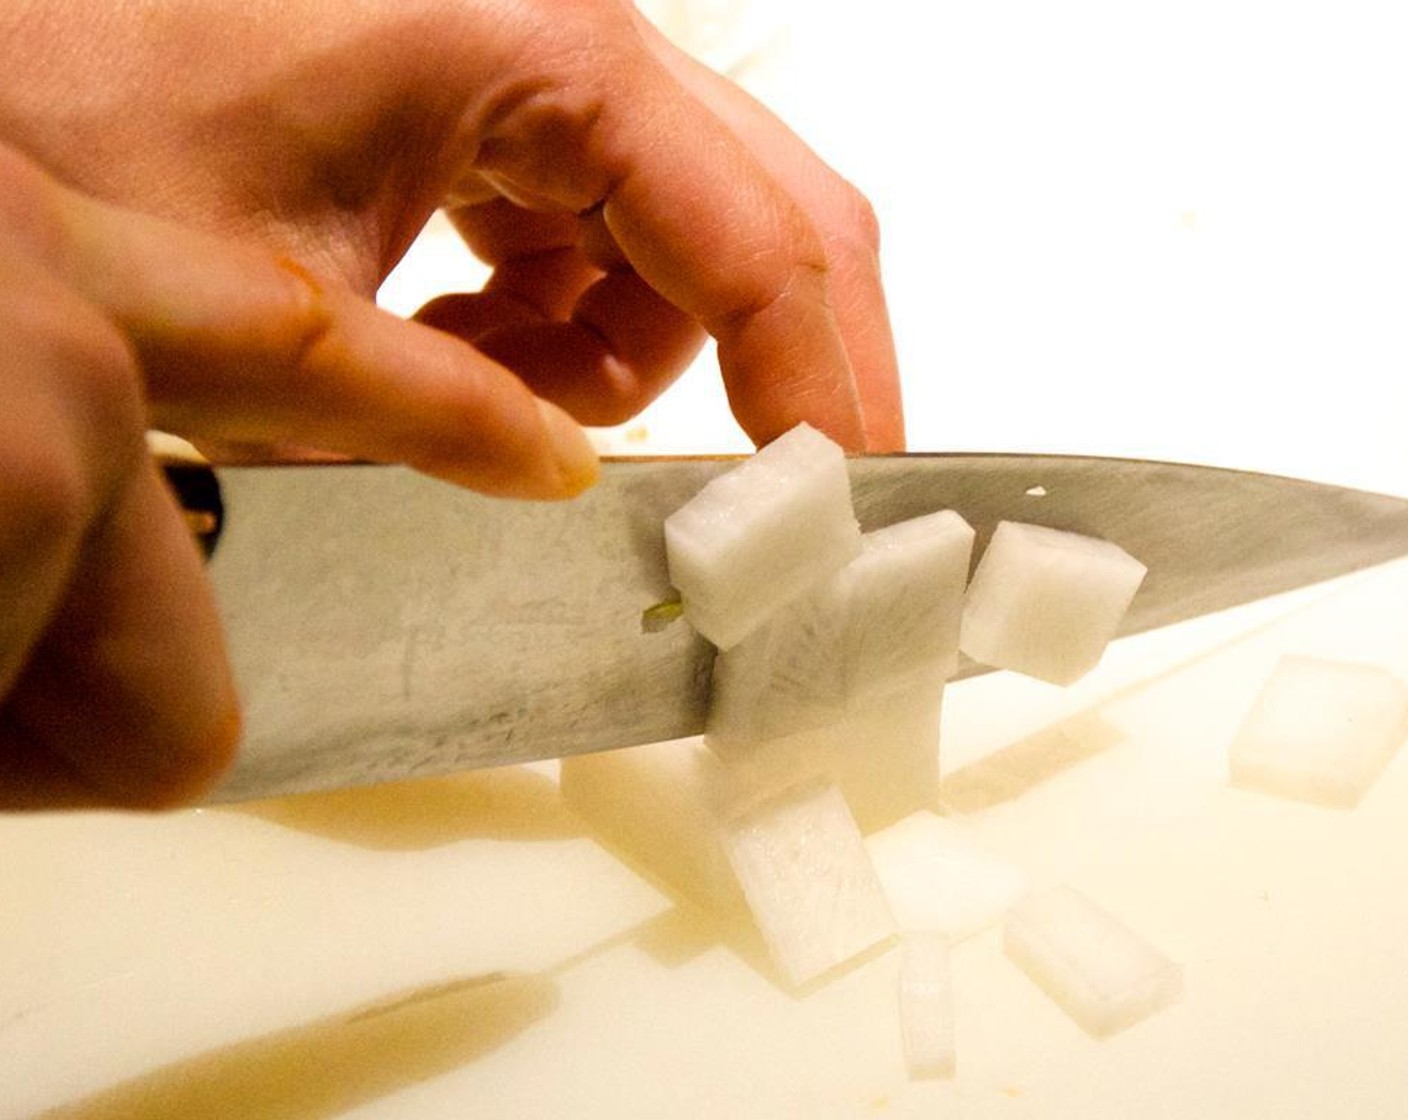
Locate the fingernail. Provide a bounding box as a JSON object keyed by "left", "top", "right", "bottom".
{"left": 535, "top": 398, "right": 600, "bottom": 497}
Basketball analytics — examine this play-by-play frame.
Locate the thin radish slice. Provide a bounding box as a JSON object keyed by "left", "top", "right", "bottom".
{"left": 1004, "top": 885, "right": 1182, "bottom": 1038}
{"left": 897, "top": 931, "right": 956, "bottom": 1080}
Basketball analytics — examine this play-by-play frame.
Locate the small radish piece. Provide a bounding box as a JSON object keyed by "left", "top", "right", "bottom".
{"left": 842, "top": 510, "right": 976, "bottom": 692}
{"left": 664, "top": 423, "right": 861, "bottom": 649}
{"left": 960, "top": 521, "right": 1146, "bottom": 685}
{"left": 1004, "top": 885, "right": 1182, "bottom": 1038}
{"left": 1228, "top": 654, "right": 1408, "bottom": 808}
{"left": 709, "top": 510, "right": 974, "bottom": 747}
{"left": 559, "top": 736, "right": 745, "bottom": 915}
{"left": 720, "top": 780, "right": 896, "bottom": 989}
{"left": 866, "top": 812, "right": 1029, "bottom": 942}
{"left": 897, "top": 931, "right": 956, "bottom": 1080}
{"left": 714, "top": 670, "right": 946, "bottom": 835}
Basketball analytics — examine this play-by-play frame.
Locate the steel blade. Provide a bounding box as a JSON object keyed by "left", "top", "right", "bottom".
{"left": 203, "top": 455, "right": 1408, "bottom": 802}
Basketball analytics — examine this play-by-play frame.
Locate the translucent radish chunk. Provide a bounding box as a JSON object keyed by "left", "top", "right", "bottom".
{"left": 559, "top": 737, "right": 745, "bottom": 915}
{"left": 708, "top": 511, "right": 973, "bottom": 746}
{"left": 720, "top": 781, "right": 896, "bottom": 989}
{"left": 960, "top": 521, "right": 1147, "bottom": 685}
{"left": 664, "top": 423, "right": 861, "bottom": 650}
{"left": 897, "top": 931, "right": 956, "bottom": 1080}
{"left": 842, "top": 510, "right": 976, "bottom": 692}
{"left": 1228, "top": 654, "right": 1408, "bottom": 808}
{"left": 714, "top": 671, "right": 946, "bottom": 835}
{"left": 1003, "top": 885, "right": 1182, "bottom": 1038}
{"left": 866, "top": 812, "right": 1029, "bottom": 942}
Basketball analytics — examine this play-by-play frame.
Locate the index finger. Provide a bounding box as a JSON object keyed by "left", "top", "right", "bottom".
{"left": 466, "top": 9, "right": 870, "bottom": 449}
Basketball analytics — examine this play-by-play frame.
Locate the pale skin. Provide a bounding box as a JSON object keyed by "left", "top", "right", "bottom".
{"left": 0, "top": 0, "right": 904, "bottom": 810}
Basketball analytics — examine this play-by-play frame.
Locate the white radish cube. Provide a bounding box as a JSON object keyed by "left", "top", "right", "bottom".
{"left": 720, "top": 781, "right": 896, "bottom": 989}
{"left": 960, "top": 521, "right": 1147, "bottom": 686}
{"left": 840, "top": 510, "right": 976, "bottom": 692}
{"left": 897, "top": 932, "right": 956, "bottom": 1080}
{"left": 559, "top": 736, "right": 745, "bottom": 915}
{"left": 1228, "top": 654, "right": 1408, "bottom": 808}
{"left": 706, "top": 577, "right": 851, "bottom": 745}
{"left": 866, "top": 812, "right": 1029, "bottom": 942}
{"left": 665, "top": 423, "right": 861, "bottom": 649}
{"left": 1004, "top": 885, "right": 1182, "bottom": 1037}
{"left": 714, "top": 671, "right": 946, "bottom": 834}
{"left": 708, "top": 511, "right": 973, "bottom": 746}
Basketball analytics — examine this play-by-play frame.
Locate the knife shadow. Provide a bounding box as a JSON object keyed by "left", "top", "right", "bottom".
{"left": 937, "top": 710, "right": 1127, "bottom": 814}
{"left": 229, "top": 765, "right": 582, "bottom": 850}
{"left": 41, "top": 971, "right": 560, "bottom": 1120}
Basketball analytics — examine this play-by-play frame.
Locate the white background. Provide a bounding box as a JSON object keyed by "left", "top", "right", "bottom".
{"left": 382, "top": 0, "right": 1408, "bottom": 496}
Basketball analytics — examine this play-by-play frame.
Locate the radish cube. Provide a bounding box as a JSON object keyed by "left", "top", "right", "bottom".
{"left": 960, "top": 521, "right": 1146, "bottom": 685}
{"left": 720, "top": 781, "right": 896, "bottom": 989}
{"left": 559, "top": 737, "right": 745, "bottom": 914}
{"left": 866, "top": 812, "right": 1029, "bottom": 942}
{"left": 664, "top": 423, "right": 861, "bottom": 649}
{"left": 1229, "top": 654, "right": 1408, "bottom": 808}
{"left": 1004, "top": 885, "right": 1182, "bottom": 1037}
{"left": 898, "top": 932, "right": 956, "bottom": 1080}
{"left": 708, "top": 511, "right": 973, "bottom": 746}
{"left": 842, "top": 510, "right": 976, "bottom": 692}
{"left": 713, "top": 671, "right": 946, "bottom": 834}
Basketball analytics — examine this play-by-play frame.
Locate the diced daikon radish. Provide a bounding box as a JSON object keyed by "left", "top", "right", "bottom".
{"left": 843, "top": 510, "right": 976, "bottom": 691}
{"left": 897, "top": 931, "right": 956, "bottom": 1080}
{"left": 720, "top": 781, "right": 896, "bottom": 989}
{"left": 1003, "top": 885, "right": 1182, "bottom": 1037}
{"left": 559, "top": 736, "right": 745, "bottom": 915}
{"left": 866, "top": 812, "right": 1029, "bottom": 941}
{"left": 714, "top": 670, "right": 946, "bottom": 834}
{"left": 664, "top": 423, "right": 861, "bottom": 649}
{"left": 960, "top": 521, "right": 1146, "bottom": 686}
{"left": 1228, "top": 654, "right": 1408, "bottom": 808}
{"left": 708, "top": 511, "right": 974, "bottom": 746}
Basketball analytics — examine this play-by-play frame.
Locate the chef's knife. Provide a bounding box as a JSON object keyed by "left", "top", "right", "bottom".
{"left": 191, "top": 455, "right": 1408, "bottom": 803}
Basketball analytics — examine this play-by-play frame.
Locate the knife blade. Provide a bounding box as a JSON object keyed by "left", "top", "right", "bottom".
{"left": 197, "top": 455, "right": 1408, "bottom": 803}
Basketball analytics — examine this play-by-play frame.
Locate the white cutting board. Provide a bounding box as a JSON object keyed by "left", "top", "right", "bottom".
{"left": 5, "top": 550, "right": 1408, "bottom": 1118}
{"left": 9, "top": 3, "right": 1408, "bottom": 1114}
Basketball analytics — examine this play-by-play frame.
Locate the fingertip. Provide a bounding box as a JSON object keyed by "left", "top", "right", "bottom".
{"left": 125, "top": 700, "right": 243, "bottom": 811}
{"left": 533, "top": 397, "right": 600, "bottom": 498}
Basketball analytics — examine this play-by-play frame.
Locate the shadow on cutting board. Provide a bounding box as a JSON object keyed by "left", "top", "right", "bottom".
{"left": 232, "top": 765, "right": 582, "bottom": 850}
{"left": 937, "top": 710, "right": 1126, "bottom": 815}
{"left": 40, "top": 971, "right": 560, "bottom": 1120}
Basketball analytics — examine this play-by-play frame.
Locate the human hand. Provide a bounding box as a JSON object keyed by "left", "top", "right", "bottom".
{"left": 1, "top": 0, "right": 903, "bottom": 454}
{"left": 0, "top": 0, "right": 904, "bottom": 810}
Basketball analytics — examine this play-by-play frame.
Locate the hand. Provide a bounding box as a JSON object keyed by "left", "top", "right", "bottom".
{"left": 0, "top": 0, "right": 903, "bottom": 453}
{"left": 0, "top": 0, "right": 904, "bottom": 811}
